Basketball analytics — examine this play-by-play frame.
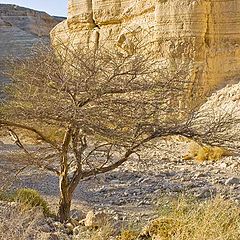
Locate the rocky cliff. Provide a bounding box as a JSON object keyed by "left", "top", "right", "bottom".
{"left": 0, "top": 4, "right": 65, "bottom": 98}
{"left": 51, "top": 0, "right": 240, "bottom": 90}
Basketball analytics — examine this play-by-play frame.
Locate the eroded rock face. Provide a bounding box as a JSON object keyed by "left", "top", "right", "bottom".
{"left": 0, "top": 4, "right": 64, "bottom": 37}
{"left": 51, "top": 0, "right": 240, "bottom": 89}
{"left": 0, "top": 4, "right": 65, "bottom": 98}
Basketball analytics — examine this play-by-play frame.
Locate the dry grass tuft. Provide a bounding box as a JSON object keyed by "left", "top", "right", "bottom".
{"left": 183, "top": 142, "right": 229, "bottom": 162}
{"left": 15, "top": 188, "right": 50, "bottom": 216}
{"left": 116, "top": 229, "right": 139, "bottom": 240}
{"left": 87, "top": 197, "right": 240, "bottom": 240}
{"left": 90, "top": 223, "right": 115, "bottom": 240}
{"left": 150, "top": 196, "right": 240, "bottom": 240}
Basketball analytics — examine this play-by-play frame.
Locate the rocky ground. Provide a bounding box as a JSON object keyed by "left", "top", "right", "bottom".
{"left": 0, "top": 140, "right": 239, "bottom": 239}
{"left": 0, "top": 140, "right": 239, "bottom": 226}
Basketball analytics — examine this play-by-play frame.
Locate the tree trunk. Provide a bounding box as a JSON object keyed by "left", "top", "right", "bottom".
{"left": 58, "top": 194, "right": 71, "bottom": 223}
{"left": 58, "top": 127, "right": 73, "bottom": 222}
{"left": 58, "top": 175, "right": 72, "bottom": 222}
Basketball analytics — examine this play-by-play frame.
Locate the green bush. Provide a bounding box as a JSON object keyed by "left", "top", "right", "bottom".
{"left": 14, "top": 188, "right": 50, "bottom": 216}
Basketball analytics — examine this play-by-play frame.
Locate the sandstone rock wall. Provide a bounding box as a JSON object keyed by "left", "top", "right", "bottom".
{"left": 51, "top": 0, "right": 240, "bottom": 90}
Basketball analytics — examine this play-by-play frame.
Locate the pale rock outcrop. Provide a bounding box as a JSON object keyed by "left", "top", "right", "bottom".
{"left": 193, "top": 81, "right": 240, "bottom": 152}
{"left": 197, "top": 82, "right": 240, "bottom": 119}
{"left": 51, "top": 0, "right": 240, "bottom": 90}
{"left": 84, "top": 211, "right": 110, "bottom": 228}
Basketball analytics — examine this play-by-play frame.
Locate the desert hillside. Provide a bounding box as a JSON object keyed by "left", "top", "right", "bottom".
{"left": 0, "top": 4, "right": 65, "bottom": 97}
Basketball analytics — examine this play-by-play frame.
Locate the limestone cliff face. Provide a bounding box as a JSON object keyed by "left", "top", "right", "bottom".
{"left": 0, "top": 4, "right": 65, "bottom": 98}
{"left": 51, "top": 0, "right": 240, "bottom": 89}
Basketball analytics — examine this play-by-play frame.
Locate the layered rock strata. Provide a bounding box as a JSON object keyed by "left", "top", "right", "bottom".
{"left": 0, "top": 4, "right": 65, "bottom": 98}
{"left": 51, "top": 0, "right": 240, "bottom": 89}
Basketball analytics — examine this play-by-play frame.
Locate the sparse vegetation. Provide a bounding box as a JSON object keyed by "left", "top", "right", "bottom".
{"left": 0, "top": 203, "right": 44, "bottom": 240}
{"left": 0, "top": 194, "right": 239, "bottom": 240}
{"left": 116, "top": 229, "right": 139, "bottom": 240}
{"left": 89, "top": 223, "right": 116, "bottom": 240}
{"left": 141, "top": 196, "right": 240, "bottom": 240}
{"left": 115, "top": 196, "right": 240, "bottom": 240}
{"left": 183, "top": 142, "right": 229, "bottom": 162}
{"left": 0, "top": 40, "right": 239, "bottom": 223}
{"left": 14, "top": 188, "right": 50, "bottom": 216}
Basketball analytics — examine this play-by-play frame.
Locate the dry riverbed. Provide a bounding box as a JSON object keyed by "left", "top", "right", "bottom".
{"left": 0, "top": 141, "right": 239, "bottom": 225}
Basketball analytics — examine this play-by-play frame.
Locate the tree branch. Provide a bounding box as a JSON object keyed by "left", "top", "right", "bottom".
{"left": 0, "top": 120, "right": 60, "bottom": 151}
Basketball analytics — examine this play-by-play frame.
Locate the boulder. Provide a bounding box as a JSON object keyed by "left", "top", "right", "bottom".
{"left": 85, "top": 210, "right": 111, "bottom": 229}
{"left": 225, "top": 177, "right": 240, "bottom": 186}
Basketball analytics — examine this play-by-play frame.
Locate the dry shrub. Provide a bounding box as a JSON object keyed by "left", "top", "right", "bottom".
{"left": 142, "top": 218, "right": 181, "bottom": 239}
{"left": 90, "top": 223, "right": 115, "bottom": 240}
{"left": 73, "top": 223, "right": 116, "bottom": 240}
{"left": 15, "top": 188, "right": 50, "bottom": 216}
{"left": 183, "top": 142, "right": 228, "bottom": 162}
{"left": 116, "top": 229, "right": 139, "bottom": 240}
{"left": 149, "top": 197, "right": 240, "bottom": 240}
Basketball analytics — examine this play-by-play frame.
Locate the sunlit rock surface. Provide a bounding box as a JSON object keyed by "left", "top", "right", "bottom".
{"left": 51, "top": 0, "right": 240, "bottom": 89}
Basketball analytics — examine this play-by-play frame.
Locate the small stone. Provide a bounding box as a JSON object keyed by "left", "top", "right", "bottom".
{"left": 111, "top": 180, "right": 120, "bottom": 184}
{"left": 70, "top": 209, "right": 85, "bottom": 220}
{"left": 40, "top": 223, "right": 52, "bottom": 233}
{"left": 195, "top": 172, "right": 206, "bottom": 178}
{"left": 52, "top": 221, "right": 65, "bottom": 231}
{"left": 219, "top": 162, "right": 228, "bottom": 169}
{"left": 196, "top": 188, "right": 215, "bottom": 199}
{"left": 85, "top": 211, "right": 110, "bottom": 228}
{"left": 65, "top": 222, "right": 74, "bottom": 233}
{"left": 229, "top": 162, "right": 240, "bottom": 169}
{"left": 225, "top": 177, "right": 240, "bottom": 185}
{"left": 73, "top": 225, "right": 92, "bottom": 239}
{"left": 9, "top": 202, "right": 18, "bottom": 207}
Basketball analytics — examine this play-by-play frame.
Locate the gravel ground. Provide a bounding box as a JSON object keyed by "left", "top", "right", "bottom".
{"left": 0, "top": 141, "right": 239, "bottom": 224}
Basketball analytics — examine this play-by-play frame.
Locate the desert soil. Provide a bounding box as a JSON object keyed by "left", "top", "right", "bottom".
{"left": 0, "top": 141, "right": 239, "bottom": 224}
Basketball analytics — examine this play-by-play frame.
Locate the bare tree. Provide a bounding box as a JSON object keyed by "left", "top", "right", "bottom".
{"left": 0, "top": 40, "right": 239, "bottom": 222}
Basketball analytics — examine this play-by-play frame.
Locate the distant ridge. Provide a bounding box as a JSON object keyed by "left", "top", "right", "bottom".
{"left": 0, "top": 4, "right": 66, "bottom": 37}
{"left": 0, "top": 4, "right": 66, "bottom": 98}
